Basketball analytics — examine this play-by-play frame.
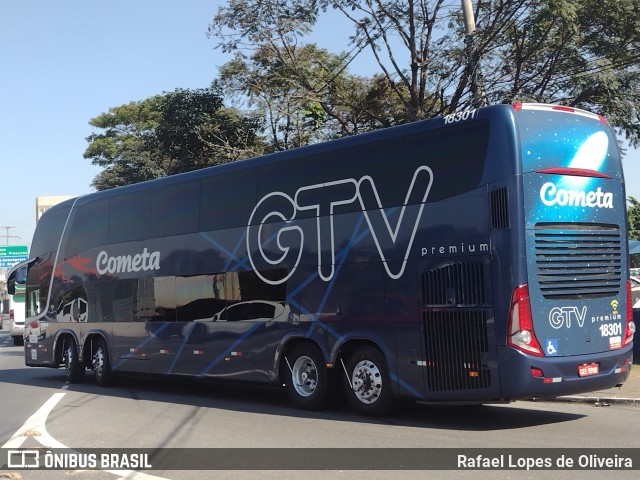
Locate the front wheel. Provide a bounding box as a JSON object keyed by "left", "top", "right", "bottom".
{"left": 342, "top": 346, "right": 394, "bottom": 417}
{"left": 284, "top": 344, "right": 328, "bottom": 410}
{"left": 63, "top": 338, "right": 85, "bottom": 384}
{"left": 92, "top": 338, "right": 112, "bottom": 387}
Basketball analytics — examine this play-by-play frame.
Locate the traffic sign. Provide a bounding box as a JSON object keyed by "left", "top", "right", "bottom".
{"left": 0, "top": 245, "right": 28, "bottom": 257}
{"left": 0, "top": 246, "right": 28, "bottom": 269}
{"left": 0, "top": 256, "right": 27, "bottom": 268}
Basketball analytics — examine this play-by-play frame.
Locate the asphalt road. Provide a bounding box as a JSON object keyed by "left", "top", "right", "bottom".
{"left": 0, "top": 328, "right": 639, "bottom": 480}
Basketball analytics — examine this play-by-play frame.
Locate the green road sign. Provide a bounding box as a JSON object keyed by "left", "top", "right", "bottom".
{"left": 0, "top": 245, "right": 28, "bottom": 257}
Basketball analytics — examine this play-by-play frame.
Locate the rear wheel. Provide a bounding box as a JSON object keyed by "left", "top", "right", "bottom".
{"left": 343, "top": 346, "right": 393, "bottom": 417}
{"left": 12, "top": 336, "right": 24, "bottom": 346}
{"left": 284, "top": 344, "right": 328, "bottom": 410}
{"left": 63, "top": 338, "right": 85, "bottom": 384}
{"left": 92, "top": 338, "right": 112, "bottom": 387}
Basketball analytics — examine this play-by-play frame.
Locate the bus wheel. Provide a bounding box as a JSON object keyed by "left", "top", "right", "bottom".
{"left": 343, "top": 346, "right": 393, "bottom": 417}
{"left": 63, "top": 338, "right": 85, "bottom": 384}
{"left": 284, "top": 344, "right": 328, "bottom": 410}
{"left": 92, "top": 338, "right": 112, "bottom": 387}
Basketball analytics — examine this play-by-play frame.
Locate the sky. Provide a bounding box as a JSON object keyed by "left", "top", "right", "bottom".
{"left": 1, "top": 0, "right": 639, "bottom": 250}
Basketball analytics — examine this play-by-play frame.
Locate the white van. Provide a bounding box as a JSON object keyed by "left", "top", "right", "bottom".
{"left": 7, "top": 291, "right": 25, "bottom": 346}
{"left": 5, "top": 264, "right": 27, "bottom": 346}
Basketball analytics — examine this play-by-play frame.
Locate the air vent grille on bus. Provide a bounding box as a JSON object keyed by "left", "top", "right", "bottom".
{"left": 534, "top": 223, "right": 622, "bottom": 299}
{"left": 490, "top": 187, "right": 510, "bottom": 229}
{"left": 423, "top": 310, "right": 491, "bottom": 391}
{"left": 422, "top": 262, "right": 485, "bottom": 306}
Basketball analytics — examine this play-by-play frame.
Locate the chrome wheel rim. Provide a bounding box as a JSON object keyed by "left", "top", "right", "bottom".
{"left": 351, "top": 359, "right": 382, "bottom": 404}
{"left": 291, "top": 355, "right": 318, "bottom": 397}
{"left": 64, "top": 345, "right": 73, "bottom": 377}
{"left": 93, "top": 348, "right": 105, "bottom": 378}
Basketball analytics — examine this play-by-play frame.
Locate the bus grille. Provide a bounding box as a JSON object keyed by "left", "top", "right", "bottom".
{"left": 423, "top": 310, "right": 491, "bottom": 391}
{"left": 422, "top": 262, "right": 485, "bottom": 306}
{"left": 534, "top": 223, "right": 622, "bottom": 299}
{"left": 491, "top": 187, "right": 510, "bottom": 229}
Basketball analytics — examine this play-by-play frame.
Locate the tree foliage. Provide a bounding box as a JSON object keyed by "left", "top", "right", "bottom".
{"left": 85, "top": 88, "right": 263, "bottom": 190}
{"left": 209, "top": 0, "right": 640, "bottom": 142}
{"left": 217, "top": 44, "right": 407, "bottom": 148}
{"left": 476, "top": 0, "right": 640, "bottom": 145}
{"left": 87, "top": 0, "right": 640, "bottom": 188}
{"left": 629, "top": 196, "right": 640, "bottom": 240}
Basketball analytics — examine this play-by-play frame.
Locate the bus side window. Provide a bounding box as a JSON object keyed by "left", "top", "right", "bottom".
{"left": 26, "top": 259, "right": 53, "bottom": 317}
{"left": 27, "top": 289, "right": 41, "bottom": 318}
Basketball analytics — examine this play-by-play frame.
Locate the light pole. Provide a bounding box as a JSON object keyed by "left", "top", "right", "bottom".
{"left": 461, "top": 0, "right": 487, "bottom": 107}
{"left": 1, "top": 226, "right": 19, "bottom": 245}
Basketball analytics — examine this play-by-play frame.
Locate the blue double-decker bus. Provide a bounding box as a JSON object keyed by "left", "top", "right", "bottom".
{"left": 8, "top": 103, "right": 635, "bottom": 416}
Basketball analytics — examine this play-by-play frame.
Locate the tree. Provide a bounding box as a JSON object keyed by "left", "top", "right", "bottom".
{"left": 85, "top": 88, "right": 263, "bottom": 190}
{"left": 209, "top": 0, "right": 640, "bottom": 143}
{"left": 155, "top": 88, "right": 264, "bottom": 173}
{"left": 84, "top": 96, "right": 166, "bottom": 190}
{"left": 217, "top": 44, "right": 408, "bottom": 148}
{"left": 629, "top": 196, "right": 640, "bottom": 240}
{"left": 475, "top": 0, "right": 640, "bottom": 146}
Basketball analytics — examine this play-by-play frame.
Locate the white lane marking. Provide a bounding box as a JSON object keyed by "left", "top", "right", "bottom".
{"left": 2, "top": 392, "right": 66, "bottom": 449}
{"left": 3, "top": 392, "right": 169, "bottom": 480}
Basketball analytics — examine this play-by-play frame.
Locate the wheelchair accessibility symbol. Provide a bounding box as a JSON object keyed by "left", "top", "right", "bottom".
{"left": 546, "top": 339, "right": 559, "bottom": 356}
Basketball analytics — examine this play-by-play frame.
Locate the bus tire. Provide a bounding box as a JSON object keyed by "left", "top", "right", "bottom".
{"left": 92, "top": 338, "right": 112, "bottom": 387}
{"left": 343, "top": 346, "right": 393, "bottom": 417}
{"left": 284, "top": 344, "right": 328, "bottom": 410}
{"left": 63, "top": 338, "right": 85, "bottom": 384}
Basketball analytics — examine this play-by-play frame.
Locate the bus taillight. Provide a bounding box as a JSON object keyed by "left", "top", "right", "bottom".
{"left": 624, "top": 280, "right": 636, "bottom": 346}
{"left": 508, "top": 285, "right": 544, "bottom": 356}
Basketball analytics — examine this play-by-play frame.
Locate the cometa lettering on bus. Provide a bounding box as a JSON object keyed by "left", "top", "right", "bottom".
{"left": 539, "top": 182, "right": 613, "bottom": 208}
{"left": 96, "top": 248, "right": 161, "bottom": 275}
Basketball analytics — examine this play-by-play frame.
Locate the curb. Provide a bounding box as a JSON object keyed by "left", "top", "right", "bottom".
{"left": 528, "top": 395, "right": 640, "bottom": 405}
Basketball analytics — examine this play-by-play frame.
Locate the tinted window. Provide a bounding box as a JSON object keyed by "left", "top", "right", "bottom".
{"left": 26, "top": 259, "right": 52, "bottom": 317}
{"left": 135, "top": 276, "right": 176, "bottom": 322}
{"left": 200, "top": 170, "right": 257, "bottom": 231}
{"left": 93, "top": 281, "right": 116, "bottom": 322}
{"left": 112, "top": 280, "right": 135, "bottom": 322}
{"left": 232, "top": 269, "right": 287, "bottom": 302}
{"left": 151, "top": 180, "right": 200, "bottom": 237}
{"left": 403, "top": 122, "right": 489, "bottom": 202}
{"left": 55, "top": 286, "right": 87, "bottom": 322}
{"left": 257, "top": 156, "right": 323, "bottom": 220}
{"left": 31, "top": 204, "right": 72, "bottom": 257}
{"left": 109, "top": 193, "right": 151, "bottom": 243}
{"left": 322, "top": 122, "right": 490, "bottom": 209}
{"left": 65, "top": 199, "right": 109, "bottom": 257}
{"left": 224, "top": 302, "right": 276, "bottom": 321}
{"left": 325, "top": 141, "right": 405, "bottom": 213}
{"left": 176, "top": 274, "right": 225, "bottom": 321}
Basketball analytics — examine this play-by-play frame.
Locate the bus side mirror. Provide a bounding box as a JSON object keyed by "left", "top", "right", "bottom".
{"left": 7, "top": 265, "right": 27, "bottom": 295}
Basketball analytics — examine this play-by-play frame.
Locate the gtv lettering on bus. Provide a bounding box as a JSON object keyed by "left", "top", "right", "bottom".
{"left": 247, "top": 166, "right": 434, "bottom": 285}
{"left": 539, "top": 182, "right": 613, "bottom": 208}
{"left": 96, "top": 248, "right": 161, "bottom": 275}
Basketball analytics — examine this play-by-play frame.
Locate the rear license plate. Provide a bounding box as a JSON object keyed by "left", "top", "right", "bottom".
{"left": 578, "top": 363, "right": 599, "bottom": 377}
